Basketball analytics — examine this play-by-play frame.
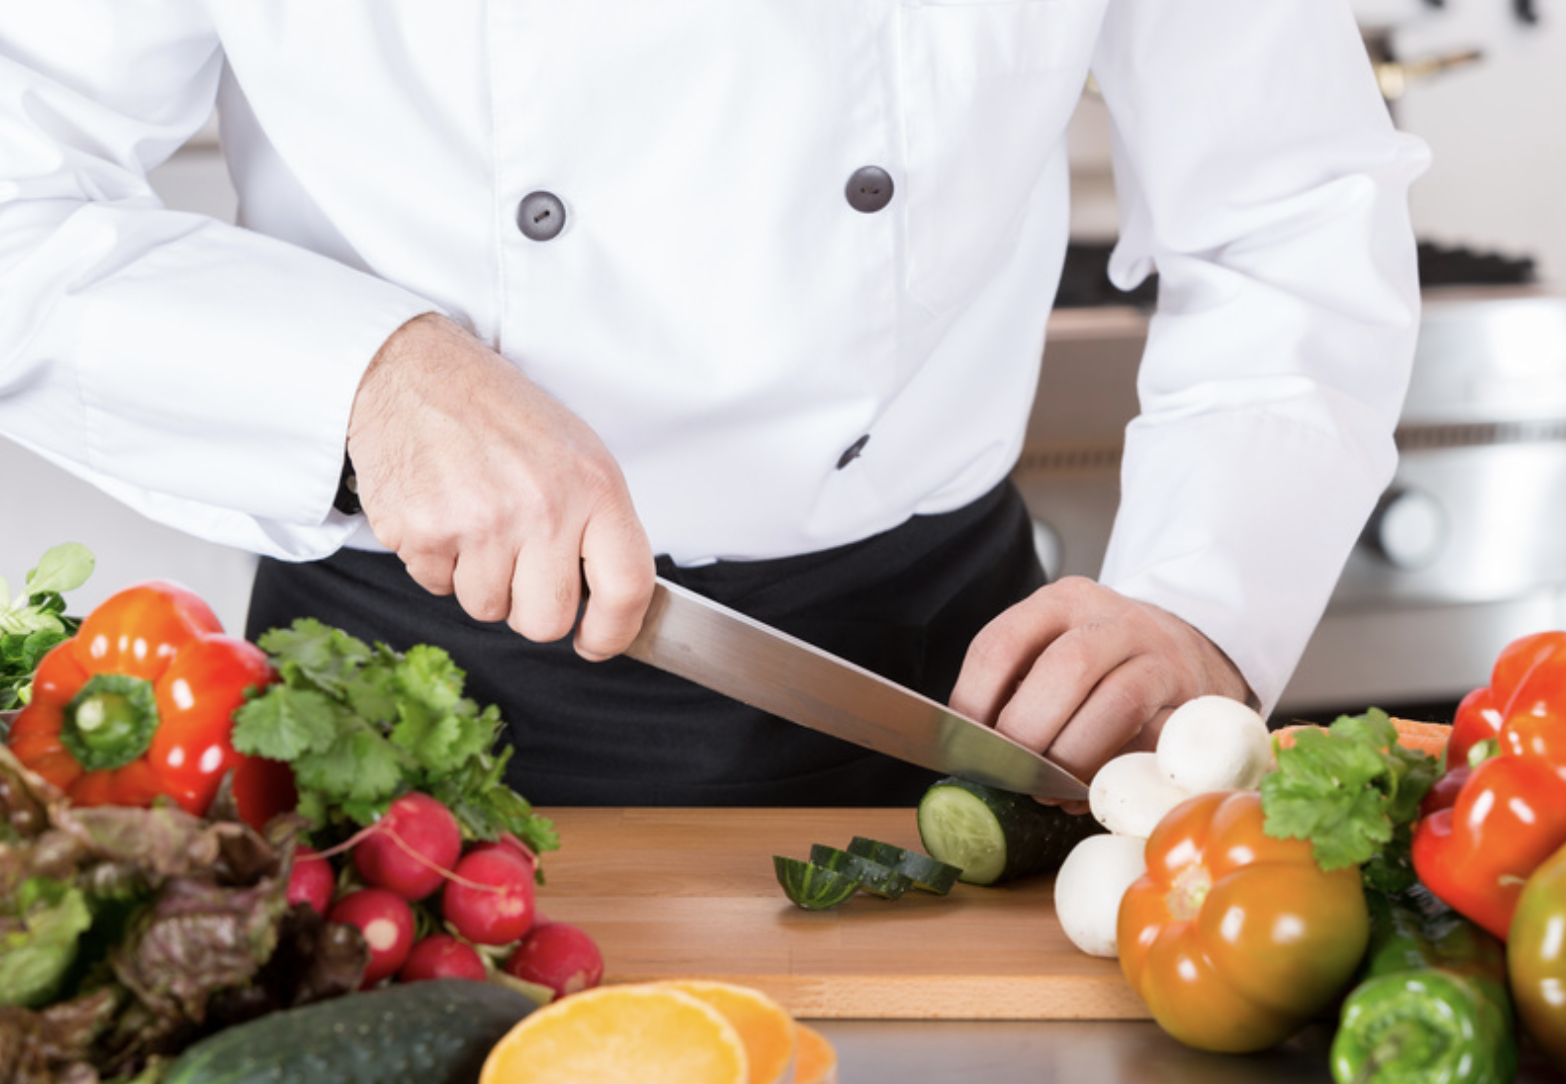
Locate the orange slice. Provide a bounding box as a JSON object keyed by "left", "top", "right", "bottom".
{"left": 794, "top": 1023, "right": 839, "bottom": 1084}
{"left": 658, "top": 980, "right": 798, "bottom": 1084}
{"left": 479, "top": 984, "right": 748, "bottom": 1084}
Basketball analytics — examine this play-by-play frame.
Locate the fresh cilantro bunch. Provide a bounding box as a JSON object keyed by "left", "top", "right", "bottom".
{"left": 231, "top": 619, "right": 558, "bottom": 862}
{"left": 0, "top": 542, "right": 95, "bottom": 711}
{"left": 1261, "top": 708, "right": 1441, "bottom": 888}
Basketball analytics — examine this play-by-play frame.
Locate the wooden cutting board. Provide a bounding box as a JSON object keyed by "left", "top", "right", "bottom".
{"left": 533, "top": 807, "right": 1149, "bottom": 1021}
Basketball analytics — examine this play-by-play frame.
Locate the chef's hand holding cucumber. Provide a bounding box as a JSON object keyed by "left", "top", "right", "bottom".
{"left": 951, "top": 577, "right": 1254, "bottom": 796}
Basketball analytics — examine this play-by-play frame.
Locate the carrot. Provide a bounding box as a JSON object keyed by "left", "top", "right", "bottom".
{"left": 1386, "top": 717, "right": 1454, "bottom": 760}
{"left": 1272, "top": 716, "right": 1450, "bottom": 761}
{"left": 1269, "top": 725, "right": 1317, "bottom": 751}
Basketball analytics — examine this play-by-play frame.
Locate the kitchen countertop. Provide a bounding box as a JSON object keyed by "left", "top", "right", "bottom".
{"left": 815, "top": 1019, "right": 1338, "bottom": 1083}
{"left": 537, "top": 807, "right": 1138, "bottom": 1020}
{"left": 810, "top": 1020, "right": 1564, "bottom": 1083}
{"left": 538, "top": 808, "right": 1564, "bottom": 1082}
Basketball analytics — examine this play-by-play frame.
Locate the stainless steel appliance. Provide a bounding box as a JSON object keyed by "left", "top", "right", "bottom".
{"left": 1012, "top": 245, "right": 1566, "bottom": 721}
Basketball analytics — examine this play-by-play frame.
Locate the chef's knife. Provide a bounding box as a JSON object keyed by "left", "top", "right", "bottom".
{"left": 623, "top": 577, "right": 1089, "bottom": 800}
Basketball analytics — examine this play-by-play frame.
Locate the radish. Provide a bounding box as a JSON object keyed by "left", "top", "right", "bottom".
{"left": 286, "top": 844, "right": 337, "bottom": 915}
{"left": 398, "top": 932, "right": 489, "bottom": 984}
{"left": 1156, "top": 695, "right": 1272, "bottom": 794}
{"left": 329, "top": 887, "right": 417, "bottom": 987}
{"left": 353, "top": 791, "right": 464, "bottom": 901}
{"left": 441, "top": 845, "right": 537, "bottom": 946}
{"left": 502, "top": 921, "right": 604, "bottom": 998}
{"left": 1053, "top": 833, "right": 1148, "bottom": 958}
{"left": 467, "top": 833, "right": 539, "bottom": 876}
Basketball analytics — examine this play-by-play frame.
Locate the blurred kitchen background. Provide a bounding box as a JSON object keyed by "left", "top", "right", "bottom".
{"left": 4, "top": 0, "right": 1562, "bottom": 723}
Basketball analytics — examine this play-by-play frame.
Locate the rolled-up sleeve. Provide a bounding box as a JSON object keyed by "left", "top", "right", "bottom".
{"left": 1089, "top": 0, "right": 1431, "bottom": 712}
{"left": 0, "top": 4, "right": 433, "bottom": 559}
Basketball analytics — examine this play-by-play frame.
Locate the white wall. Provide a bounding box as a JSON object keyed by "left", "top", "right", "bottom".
{"left": 1069, "top": 1, "right": 1566, "bottom": 286}
{"left": 1391, "top": 3, "right": 1566, "bottom": 288}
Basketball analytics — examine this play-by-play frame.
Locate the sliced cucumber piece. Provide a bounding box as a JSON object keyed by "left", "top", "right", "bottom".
{"left": 847, "top": 836, "right": 963, "bottom": 895}
{"left": 916, "top": 776, "right": 1103, "bottom": 886}
{"left": 845, "top": 836, "right": 905, "bottom": 867}
{"left": 808, "top": 844, "right": 914, "bottom": 899}
{"left": 773, "top": 855, "right": 863, "bottom": 911}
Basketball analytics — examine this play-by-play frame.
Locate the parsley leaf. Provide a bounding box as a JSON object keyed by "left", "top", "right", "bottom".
{"left": 0, "top": 543, "right": 94, "bottom": 711}
{"left": 1261, "top": 708, "right": 1441, "bottom": 872}
{"left": 256, "top": 619, "right": 373, "bottom": 699}
{"left": 229, "top": 686, "right": 342, "bottom": 761}
{"left": 431, "top": 747, "right": 559, "bottom": 859}
{"left": 292, "top": 727, "right": 410, "bottom": 807}
{"left": 387, "top": 644, "right": 498, "bottom": 776}
{"left": 231, "top": 619, "right": 559, "bottom": 870}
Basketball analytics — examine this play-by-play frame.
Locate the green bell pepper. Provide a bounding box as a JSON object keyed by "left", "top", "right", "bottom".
{"left": 1330, "top": 885, "right": 1517, "bottom": 1084}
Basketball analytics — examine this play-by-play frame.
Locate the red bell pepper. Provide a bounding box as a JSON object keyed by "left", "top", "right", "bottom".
{"left": 1412, "top": 629, "right": 1566, "bottom": 941}
{"left": 1446, "top": 685, "right": 1505, "bottom": 770}
{"left": 4, "top": 581, "right": 294, "bottom": 828}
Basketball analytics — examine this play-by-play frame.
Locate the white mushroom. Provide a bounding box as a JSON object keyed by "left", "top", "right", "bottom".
{"left": 1088, "top": 751, "right": 1192, "bottom": 838}
{"left": 1156, "top": 694, "right": 1272, "bottom": 795}
{"left": 1053, "top": 833, "right": 1149, "bottom": 958}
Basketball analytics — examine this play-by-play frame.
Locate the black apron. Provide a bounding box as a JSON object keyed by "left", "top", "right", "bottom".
{"left": 246, "top": 480, "right": 1045, "bottom": 807}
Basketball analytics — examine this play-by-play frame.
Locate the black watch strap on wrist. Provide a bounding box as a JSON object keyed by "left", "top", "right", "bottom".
{"left": 333, "top": 451, "right": 362, "bottom": 516}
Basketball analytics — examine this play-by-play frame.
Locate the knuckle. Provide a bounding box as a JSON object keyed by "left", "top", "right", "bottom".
{"left": 515, "top": 490, "right": 568, "bottom": 543}
{"left": 995, "top": 701, "right": 1063, "bottom": 753}
{"left": 508, "top": 578, "right": 582, "bottom": 644}
{"left": 966, "top": 617, "right": 1029, "bottom": 670}
{"left": 577, "top": 449, "right": 628, "bottom": 498}
{"left": 440, "top": 502, "right": 506, "bottom": 545}
{"left": 400, "top": 555, "right": 455, "bottom": 596}
{"left": 1043, "top": 629, "right": 1101, "bottom": 689}
{"left": 1049, "top": 575, "right": 1097, "bottom": 606}
{"left": 394, "top": 509, "right": 466, "bottom": 555}
{"left": 509, "top": 606, "right": 576, "bottom": 645}
{"left": 1098, "top": 677, "right": 1156, "bottom": 730}
{"left": 457, "top": 588, "right": 511, "bottom": 624}
{"left": 1052, "top": 574, "right": 1094, "bottom": 594}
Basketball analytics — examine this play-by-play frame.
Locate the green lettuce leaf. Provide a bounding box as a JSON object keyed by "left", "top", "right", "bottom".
{"left": 0, "top": 878, "right": 93, "bottom": 1009}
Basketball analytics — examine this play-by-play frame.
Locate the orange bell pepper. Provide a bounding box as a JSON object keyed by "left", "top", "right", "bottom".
{"left": 1118, "top": 790, "right": 1370, "bottom": 1053}
{"left": 4, "top": 581, "right": 293, "bottom": 828}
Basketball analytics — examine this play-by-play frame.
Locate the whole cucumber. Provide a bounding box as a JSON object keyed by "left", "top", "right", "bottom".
{"left": 162, "top": 980, "right": 538, "bottom": 1084}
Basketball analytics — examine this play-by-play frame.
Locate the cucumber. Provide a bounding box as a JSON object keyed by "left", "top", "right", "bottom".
{"left": 916, "top": 776, "right": 1103, "bottom": 886}
{"left": 161, "top": 979, "right": 538, "bottom": 1084}
{"left": 773, "top": 855, "right": 864, "bottom": 911}
{"left": 808, "top": 844, "right": 914, "bottom": 899}
{"left": 846, "top": 836, "right": 963, "bottom": 895}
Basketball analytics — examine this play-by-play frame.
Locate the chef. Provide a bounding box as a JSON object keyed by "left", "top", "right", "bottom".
{"left": 0, "top": 2, "right": 1426, "bottom": 806}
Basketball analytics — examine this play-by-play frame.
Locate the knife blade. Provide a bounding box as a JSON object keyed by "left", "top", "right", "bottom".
{"left": 623, "top": 577, "right": 1089, "bottom": 800}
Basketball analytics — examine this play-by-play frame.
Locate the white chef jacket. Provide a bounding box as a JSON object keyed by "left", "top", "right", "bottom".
{"left": 0, "top": 1, "right": 1426, "bottom": 715}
